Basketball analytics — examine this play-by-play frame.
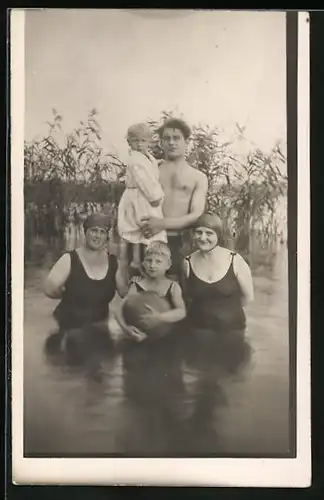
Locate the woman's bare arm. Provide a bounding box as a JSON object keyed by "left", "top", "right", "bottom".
{"left": 233, "top": 253, "right": 254, "bottom": 306}
{"left": 44, "top": 253, "right": 71, "bottom": 299}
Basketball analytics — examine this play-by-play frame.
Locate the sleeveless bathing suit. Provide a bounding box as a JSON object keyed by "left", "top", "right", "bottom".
{"left": 183, "top": 252, "right": 251, "bottom": 373}
{"left": 53, "top": 250, "right": 118, "bottom": 331}
{"left": 133, "top": 279, "right": 175, "bottom": 308}
{"left": 122, "top": 279, "right": 182, "bottom": 368}
{"left": 185, "top": 252, "right": 246, "bottom": 332}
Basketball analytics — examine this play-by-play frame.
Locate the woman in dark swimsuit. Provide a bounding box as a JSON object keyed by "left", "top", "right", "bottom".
{"left": 179, "top": 213, "right": 254, "bottom": 446}
{"left": 183, "top": 212, "right": 254, "bottom": 373}
{"left": 44, "top": 213, "right": 127, "bottom": 367}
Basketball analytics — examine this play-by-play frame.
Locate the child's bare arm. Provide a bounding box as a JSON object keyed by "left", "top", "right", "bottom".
{"left": 159, "top": 282, "right": 187, "bottom": 324}
{"left": 115, "top": 261, "right": 131, "bottom": 298}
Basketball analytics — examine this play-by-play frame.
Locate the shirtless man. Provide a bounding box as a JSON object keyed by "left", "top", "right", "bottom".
{"left": 141, "top": 118, "right": 208, "bottom": 281}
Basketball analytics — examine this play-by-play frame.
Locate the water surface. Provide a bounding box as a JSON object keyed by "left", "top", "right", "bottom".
{"left": 23, "top": 246, "right": 291, "bottom": 457}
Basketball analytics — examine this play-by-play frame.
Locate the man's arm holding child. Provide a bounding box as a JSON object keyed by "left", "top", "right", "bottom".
{"left": 141, "top": 170, "right": 208, "bottom": 234}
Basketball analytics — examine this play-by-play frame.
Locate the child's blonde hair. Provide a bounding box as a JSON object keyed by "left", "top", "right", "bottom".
{"left": 127, "top": 122, "right": 152, "bottom": 141}
{"left": 144, "top": 241, "right": 171, "bottom": 261}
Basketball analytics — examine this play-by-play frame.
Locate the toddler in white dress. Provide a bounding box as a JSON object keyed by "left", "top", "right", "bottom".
{"left": 117, "top": 123, "right": 167, "bottom": 270}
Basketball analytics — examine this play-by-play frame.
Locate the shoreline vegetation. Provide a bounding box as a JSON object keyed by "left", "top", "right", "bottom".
{"left": 24, "top": 109, "right": 287, "bottom": 270}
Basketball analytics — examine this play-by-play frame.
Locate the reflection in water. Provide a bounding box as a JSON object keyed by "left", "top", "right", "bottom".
{"left": 23, "top": 246, "right": 291, "bottom": 457}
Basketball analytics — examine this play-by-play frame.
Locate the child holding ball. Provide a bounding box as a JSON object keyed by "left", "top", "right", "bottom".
{"left": 115, "top": 241, "right": 186, "bottom": 342}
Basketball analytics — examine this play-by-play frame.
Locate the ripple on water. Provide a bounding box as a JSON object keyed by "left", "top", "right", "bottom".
{"left": 23, "top": 248, "right": 291, "bottom": 457}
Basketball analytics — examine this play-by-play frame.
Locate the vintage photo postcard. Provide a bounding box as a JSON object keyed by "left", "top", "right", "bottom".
{"left": 10, "top": 9, "right": 310, "bottom": 487}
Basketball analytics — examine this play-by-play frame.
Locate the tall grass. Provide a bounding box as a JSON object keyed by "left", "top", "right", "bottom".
{"left": 24, "top": 109, "right": 287, "bottom": 268}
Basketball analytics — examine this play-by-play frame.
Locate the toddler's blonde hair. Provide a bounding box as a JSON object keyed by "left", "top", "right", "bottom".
{"left": 127, "top": 122, "right": 152, "bottom": 140}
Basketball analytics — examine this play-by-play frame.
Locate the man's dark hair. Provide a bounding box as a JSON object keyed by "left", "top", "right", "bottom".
{"left": 157, "top": 118, "right": 191, "bottom": 140}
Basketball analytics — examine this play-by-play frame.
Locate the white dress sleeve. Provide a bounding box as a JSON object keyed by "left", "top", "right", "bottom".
{"left": 129, "top": 153, "right": 164, "bottom": 203}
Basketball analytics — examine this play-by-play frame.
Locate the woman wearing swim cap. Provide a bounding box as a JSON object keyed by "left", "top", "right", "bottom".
{"left": 182, "top": 212, "right": 254, "bottom": 375}
{"left": 44, "top": 213, "right": 127, "bottom": 367}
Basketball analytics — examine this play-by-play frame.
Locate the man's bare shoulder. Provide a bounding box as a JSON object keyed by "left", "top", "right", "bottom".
{"left": 159, "top": 159, "right": 207, "bottom": 185}
{"left": 186, "top": 163, "right": 208, "bottom": 185}
{"left": 190, "top": 165, "right": 207, "bottom": 179}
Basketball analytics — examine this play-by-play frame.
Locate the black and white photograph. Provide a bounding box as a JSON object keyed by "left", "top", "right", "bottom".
{"left": 11, "top": 9, "right": 310, "bottom": 487}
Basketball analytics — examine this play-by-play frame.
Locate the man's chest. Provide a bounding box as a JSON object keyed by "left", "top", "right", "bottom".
{"left": 160, "top": 169, "right": 195, "bottom": 195}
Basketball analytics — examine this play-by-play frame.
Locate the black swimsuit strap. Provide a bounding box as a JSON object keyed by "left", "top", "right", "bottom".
{"left": 133, "top": 279, "right": 174, "bottom": 298}
{"left": 164, "top": 282, "right": 175, "bottom": 307}
{"left": 230, "top": 251, "right": 237, "bottom": 267}
{"left": 69, "top": 249, "right": 78, "bottom": 263}
{"left": 134, "top": 281, "right": 145, "bottom": 292}
{"left": 184, "top": 255, "right": 193, "bottom": 272}
{"left": 186, "top": 252, "right": 237, "bottom": 278}
{"left": 68, "top": 249, "right": 81, "bottom": 276}
{"left": 165, "top": 281, "right": 174, "bottom": 297}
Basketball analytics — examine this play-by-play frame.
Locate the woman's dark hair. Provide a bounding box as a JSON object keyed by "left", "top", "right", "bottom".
{"left": 192, "top": 212, "right": 224, "bottom": 245}
{"left": 157, "top": 118, "right": 191, "bottom": 140}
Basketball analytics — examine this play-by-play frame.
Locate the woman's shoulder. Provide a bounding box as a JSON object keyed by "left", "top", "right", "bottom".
{"left": 185, "top": 250, "right": 199, "bottom": 261}
{"left": 227, "top": 250, "right": 251, "bottom": 271}
{"left": 224, "top": 247, "right": 244, "bottom": 260}
{"left": 182, "top": 251, "right": 198, "bottom": 276}
{"left": 57, "top": 251, "right": 73, "bottom": 266}
{"left": 219, "top": 246, "right": 239, "bottom": 259}
{"left": 47, "top": 251, "right": 72, "bottom": 279}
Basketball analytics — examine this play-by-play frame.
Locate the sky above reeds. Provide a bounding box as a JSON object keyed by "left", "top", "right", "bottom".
{"left": 24, "top": 9, "right": 287, "bottom": 160}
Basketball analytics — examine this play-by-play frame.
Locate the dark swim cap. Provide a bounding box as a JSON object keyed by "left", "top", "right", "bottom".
{"left": 83, "top": 213, "right": 110, "bottom": 234}
{"left": 192, "top": 213, "right": 223, "bottom": 236}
